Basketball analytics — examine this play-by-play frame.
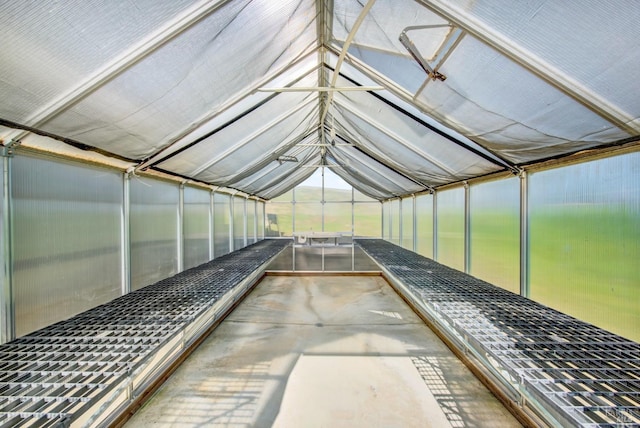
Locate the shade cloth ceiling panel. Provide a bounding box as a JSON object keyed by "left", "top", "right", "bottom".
{"left": 144, "top": 55, "right": 321, "bottom": 164}
{"left": 192, "top": 105, "right": 319, "bottom": 184}
{"left": 416, "top": 36, "right": 631, "bottom": 163}
{"left": 448, "top": 0, "right": 640, "bottom": 121}
{"left": 251, "top": 151, "right": 321, "bottom": 200}
{"left": 327, "top": 145, "right": 425, "bottom": 198}
{"left": 324, "top": 59, "right": 509, "bottom": 166}
{"left": 157, "top": 90, "right": 318, "bottom": 178}
{"left": 331, "top": 92, "right": 502, "bottom": 182}
{"left": 223, "top": 132, "right": 322, "bottom": 188}
{"left": 0, "top": 0, "right": 199, "bottom": 123}
{"left": 36, "top": 0, "right": 317, "bottom": 159}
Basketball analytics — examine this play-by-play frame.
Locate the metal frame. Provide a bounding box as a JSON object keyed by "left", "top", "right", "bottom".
{"left": 519, "top": 171, "right": 530, "bottom": 298}
{"left": 464, "top": 182, "right": 471, "bottom": 274}
{"left": 1, "top": 155, "right": 13, "bottom": 343}
{"left": 122, "top": 172, "right": 132, "bottom": 296}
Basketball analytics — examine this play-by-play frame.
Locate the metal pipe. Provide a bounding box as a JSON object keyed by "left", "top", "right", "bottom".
{"left": 122, "top": 171, "right": 131, "bottom": 296}
{"left": 519, "top": 171, "right": 529, "bottom": 297}
{"left": 1, "top": 155, "right": 14, "bottom": 343}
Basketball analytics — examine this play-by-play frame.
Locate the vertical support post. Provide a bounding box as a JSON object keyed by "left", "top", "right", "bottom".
{"left": 520, "top": 171, "right": 530, "bottom": 298}
{"left": 209, "top": 190, "right": 215, "bottom": 260}
{"left": 380, "top": 201, "right": 385, "bottom": 239}
{"left": 243, "top": 197, "right": 248, "bottom": 248}
{"left": 433, "top": 191, "right": 438, "bottom": 261}
{"left": 253, "top": 199, "right": 258, "bottom": 244}
{"left": 398, "top": 197, "right": 403, "bottom": 248}
{"left": 122, "top": 171, "right": 131, "bottom": 296}
{"left": 412, "top": 194, "right": 417, "bottom": 252}
{"left": 464, "top": 182, "right": 471, "bottom": 274}
{"left": 178, "top": 183, "right": 185, "bottom": 272}
{"left": 1, "top": 154, "right": 14, "bottom": 343}
{"left": 228, "top": 194, "right": 234, "bottom": 252}
{"left": 351, "top": 187, "right": 355, "bottom": 271}
{"left": 321, "top": 167, "right": 325, "bottom": 232}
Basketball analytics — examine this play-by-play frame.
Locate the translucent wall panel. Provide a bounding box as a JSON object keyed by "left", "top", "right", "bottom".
{"left": 416, "top": 194, "right": 433, "bottom": 258}
{"left": 470, "top": 178, "right": 520, "bottom": 293}
{"left": 213, "top": 193, "right": 231, "bottom": 257}
{"left": 389, "top": 199, "right": 400, "bottom": 245}
{"left": 382, "top": 202, "right": 390, "bottom": 240}
{"left": 247, "top": 199, "right": 256, "bottom": 245}
{"left": 295, "top": 203, "right": 322, "bottom": 232}
{"left": 257, "top": 202, "right": 265, "bottom": 240}
{"left": 324, "top": 203, "right": 352, "bottom": 233}
{"left": 233, "top": 197, "right": 246, "bottom": 251}
{"left": 13, "top": 155, "right": 122, "bottom": 337}
{"left": 265, "top": 202, "right": 292, "bottom": 237}
{"left": 183, "top": 186, "right": 210, "bottom": 270}
{"left": 354, "top": 203, "right": 381, "bottom": 237}
{"left": 529, "top": 153, "right": 640, "bottom": 341}
{"left": 436, "top": 188, "right": 465, "bottom": 271}
{"left": 130, "top": 177, "right": 178, "bottom": 291}
{"left": 401, "top": 197, "right": 414, "bottom": 250}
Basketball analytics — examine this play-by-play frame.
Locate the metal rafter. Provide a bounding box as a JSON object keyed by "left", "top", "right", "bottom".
{"left": 3, "top": 0, "right": 235, "bottom": 145}
{"left": 319, "top": 0, "right": 377, "bottom": 126}
{"left": 416, "top": 0, "right": 640, "bottom": 134}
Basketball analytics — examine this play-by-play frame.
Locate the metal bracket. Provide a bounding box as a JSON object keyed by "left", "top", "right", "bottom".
{"left": 399, "top": 28, "right": 448, "bottom": 82}
{"left": 0, "top": 139, "right": 21, "bottom": 157}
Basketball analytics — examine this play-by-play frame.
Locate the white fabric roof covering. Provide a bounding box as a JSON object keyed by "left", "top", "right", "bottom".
{"left": 1, "top": 0, "right": 638, "bottom": 200}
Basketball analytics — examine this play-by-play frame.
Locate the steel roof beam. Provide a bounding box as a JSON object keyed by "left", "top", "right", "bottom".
{"left": 416, "top": 0, "right": 640, "bottom": 134}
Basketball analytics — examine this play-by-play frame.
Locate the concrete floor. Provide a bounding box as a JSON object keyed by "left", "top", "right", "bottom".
{"left": 126, "top": 275, "right": 521, "bottom": 427}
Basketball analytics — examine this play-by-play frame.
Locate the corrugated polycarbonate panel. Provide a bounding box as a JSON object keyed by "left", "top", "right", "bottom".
{"left": 354, "top": 203, "right": 381, "bottom": 237}
{"left": 401, "top": 197, "right": 414, "bottom": 250}
{"left": 453, "top": 0, "right": 640, "bottom": 121}
{"left": 130, "top": 177, "right": 179, "bottom": 290}
{"left": 415, "top": 194, "right": 433, "bottom": 258}
{"left": 436, "top": 188, "right": 464, "bottom": 271}
{"left": 389, "top": 199, "right": 400, "bottom": 245}
{"left": 12, "top": 155, "right": 122, "bottom": 337}
{"left": 247, "top": 199, "right": 256, "bottom": 244}
{"left": 183, "top": 186, "right": 210, "bottom": 270}
{"left": 418, "top": 37, "right": 628, "bottom": 163}
{"left": 529, "top": 152, "right": 640, "bottom": 342}
{"left": 233, "top": 196, "right": 246, "bottom": 250}
{"left": 257, "top": 201, "right": 265, "bottom": 239}
{"left": 0, "top": 0, "right": 197, "bottom": 123}
{"left": 470, "top": 178, "right": 519, "bottom": 293}
{"left": 39, "top": 0, "right": 318, "bottom": 159}
{"left": 213, "top": 192, "right": 231, "bottom": 257}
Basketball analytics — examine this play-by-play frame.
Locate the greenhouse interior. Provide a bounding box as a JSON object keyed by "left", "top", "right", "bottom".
{"left": 0, "top": 0, "right": 638, "bottom": 427}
